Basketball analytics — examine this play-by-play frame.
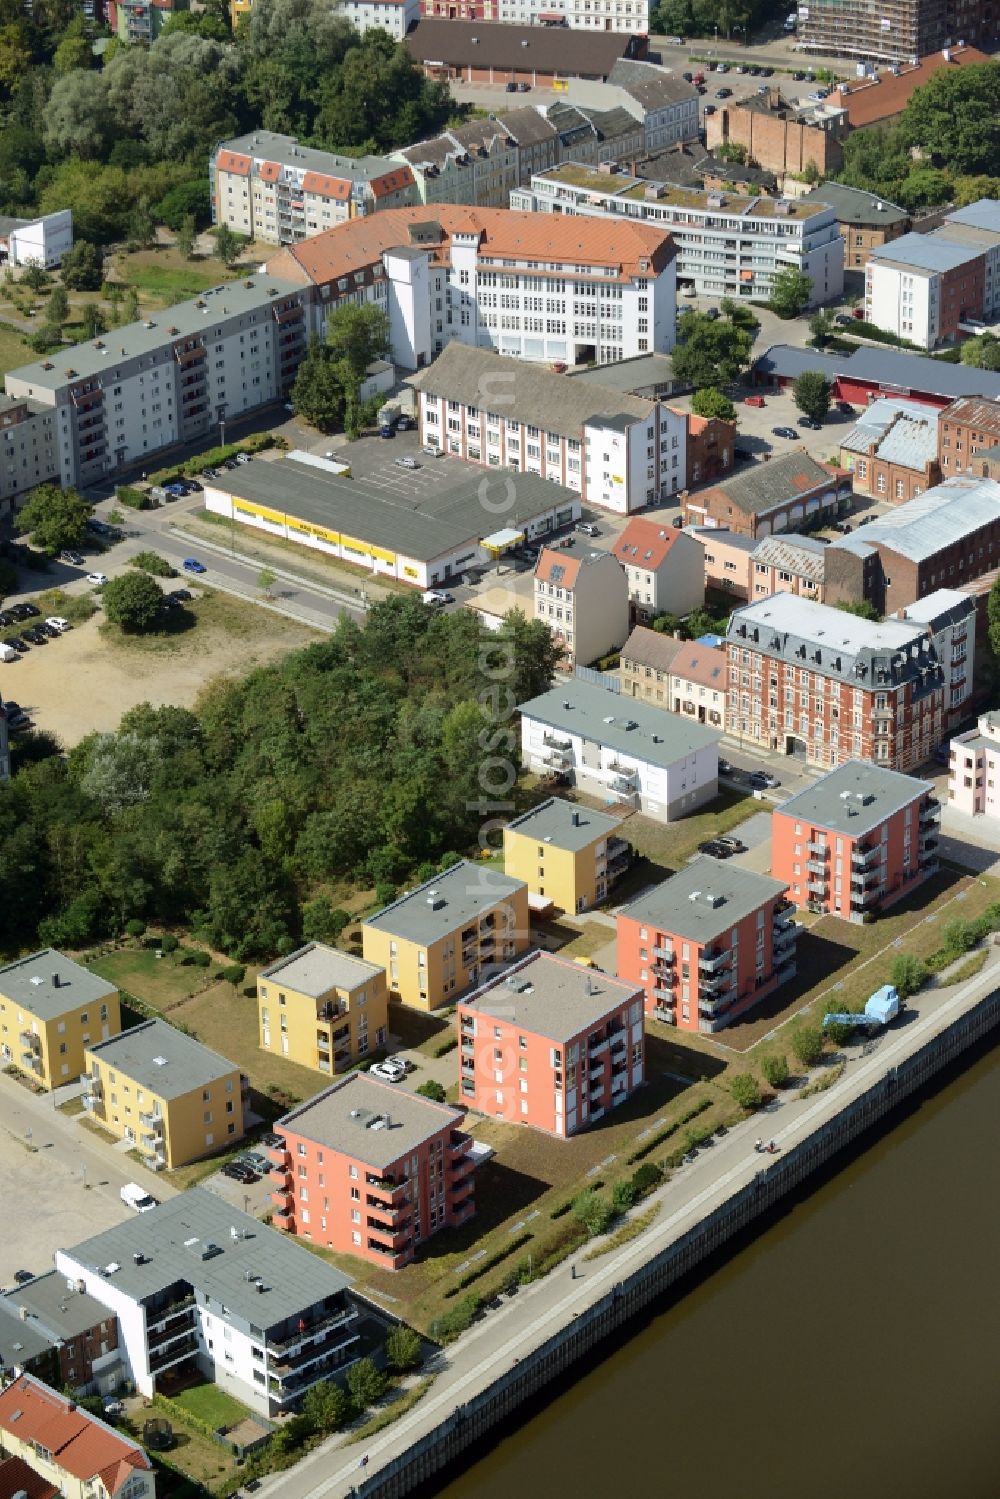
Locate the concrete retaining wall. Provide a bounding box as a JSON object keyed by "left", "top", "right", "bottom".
{"left": 355, "top": 986, "right": 1000, "bottom": 1498}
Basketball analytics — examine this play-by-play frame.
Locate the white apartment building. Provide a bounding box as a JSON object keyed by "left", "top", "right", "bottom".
{"left": 408, "top": 341, "right": 687, "bottom": 510}
{"left": 949, "top": 711, "right": 1000, "bottom": 820}
{"left": 419, "top": 0, "right": 648, "bottom": 32}
{"left": 4, "top": 276, "right": 308, "bottom": 489}
{"left": 512, "top": 167, "right": 843, "bottom": 306}
{"left": 897, "top": 588, "right": 975, "bottom": 732}
{"left": 268, "top": 205, "right": 677, "bottom": 369}
{"left": 0, "top": 393, "right": 59, "bottom": 522}
{"left": 394, "top": 119, "right": 519, "bottom": 211}
{"left": 55, "top": 1189, "right": 360, "bottom": 1418}
{"left": 864, "top": 232, "right": 985, "bottom": 350}
{"left": 533, "top": 545, "right": 629, "bottom": 664}
{"left": 335, "top": 0, "right": 418, "bottom": 36}
{"left": 212, "top": 132, "right": 417, "bottom": 246}
{"left": 519, "top": 679, "right": 720, "bottom": 822}
{"left": 4, "top": 209, "right": 73, "bottom": 269}
{"left": 611, "top": 513, "right": 705, "bottom": 619}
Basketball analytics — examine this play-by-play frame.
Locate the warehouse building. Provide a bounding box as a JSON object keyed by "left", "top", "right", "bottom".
{"left": 204, "top": 453, "right": 580, "bottom": 588}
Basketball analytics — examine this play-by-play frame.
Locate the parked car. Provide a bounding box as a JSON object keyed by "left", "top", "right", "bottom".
{"left": 236, "top": 452, "right": 253, "bottom": 465}
{"left": 396, "top": 415, "right": 414, "bottom": 431}
{"left": 422, "top": 443, "right": 444, "bottom": 457}
{"left": 13, "top": 1270, "right": 34, "bottom": 1286}
{"left": 750, "top": 770, "right": 780, "bottom": 789}
{"left": 183, "top": 558, "right": 207, "bottom": 573}
{"left": 797, "top": 417, "right": 821, "bottom": 430}
{"left": 838, "top": 400, "right": 855, "bottom": 414}
{"left": 576, "top": 521, "right": 600, "bottom": 536}
{"left": 169, "top": 588, "right": 193, "bottom": 602}
{"left": 772, "top": 426, "right": 798, "bottom": 439}
{"left": 23, "top": 626, "right": 47, "bottom": 645}
{"left": 703, "top": 103, "right": 716, "bottom": 115}
{"left": 682, "top": 70, "right": 693, "bottom": 81}
{"left": 744, "top": 394, "right": 766, "bottom": 408}
{"left": 517, "top": 80, "right": 530, "bottom": 90}
{"left": 236, "top": 1152, "right": 269, "bottom": 1172}
{"left": 4, "top": 636, "right": 28, "bottom": 653}
{"left": 185, "top": 479, "right": 203, "bottom": 492}
{"left": 718, "top": 758, "right": 734, "bottom": 775}
{"left": 202, "top": 467, "right": 220, "bottom": 479}
{"left": 706, "top": 306, "right": 720, "bottom": 320}
{"left": 164, "top": 483, "right": 187, "bottom": 498}
{"left": 698, "top": 839, "right": 729, "bottom": 857}
{"left": 422, "top": 588, "right": 454, "bottom": 606}
{"left": 717, "top": 86, "right": 732, "bottom": 98}
{"left": 86, "top": 572, "right": 108, "bottom": 585}
{"left": 792, "top": 69, "right": 805, "bottom": 79}
{"left": 671, "top": 515, "right": 685, "bottom": 528}
{"left": 379, "top": 425, "right": 395, "bottom": 438}
{"left": 16, "top": 602, "right": 39, "bottom": 618}
{"left": 505, "top": 80, "right": 517, "bottom": 91}
{"left": 370, "top": 1059, "right": 407, "bottom": 1083}
{"left": 221, "top": 1161, "right": 258, "bottom": 1183}
{"left": 61, "top": 550, "right": 84, "bottom": 566}
{"left": 760, "top": 65, "right": 774, "bottom": 75}
{"left": 39, "top": 620, "right": 61, "bottom": 638}
{"left": 395, "top": 456, "right": 420, "bottom": 469}
{"left": 717, "top": 835, "right": 746, "bottom": 854}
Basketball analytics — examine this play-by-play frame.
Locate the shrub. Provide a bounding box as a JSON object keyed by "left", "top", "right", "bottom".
{"left": 572, "top": 1188, "right": 615, "bottom": 1237}
{"left": 611, "top": 1179, "right": 636, "bottom": 1212}
{"left": 220, "top": 963, "right": 246, "bottom": 987}
{"left": 429, "top": 1293, "right": 481, "bottom": 1344}
{"left": 345, "top": 1358, "right": 387, "bottom": 1412}
{"left": 161, "top": 933, "right": 179, "bottom": 954}
{"left": 300, "top": 1379, "right": 351, "bottom": 1435}
{"left": 729, "top": 1073, "right": 763, "bottom": 1110}
{"left": 891, "top": 953, "right": 928, "bottom": 999}
{"left": 117, "top": 485, "right": 151, "bottom": 511}
{"left": 790, "top": 1025, "right": 825, "bottom": 1068}
{"left": 125, "top": 918, "right": 146, "bottom": 938}
{"left": 628, "top": 1161, "right": 663, "bottom": 1199}
{"left": 101, "top": 572, "right": 166, "bottom": 634}
{"left": 129, "top": 550, "right": 177, "bottom": 578}
{"left": 416, "top": 1079, "right": 446, "bottom": 1103}
{"left": 434, "top": 1037, "right": 457, "bottom": 1058}
{"left": 384, "top": 1323, "right": 423, "bottom": 1373}
{"left": 760, "top": 1053, "right": 789, "bottom": 1089}
{"left": 942, "top": 919, "right": 979, "bottom": 955}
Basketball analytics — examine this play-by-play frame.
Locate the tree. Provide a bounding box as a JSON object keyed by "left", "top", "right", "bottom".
{"left": 213, "top": 222, "right": 244, "bottom": 268}
{"left": 714, "top": 139, "right": 748, "bottom": 165}
{"left": 899, "top": 61, "right": 1000, "bottom": 176}
{"left": 384, "top": 1323, "right": 422, "bottom": 1373}
{"left": 790, "top": 1025, "right": 824, "bottom": 1068}
{"left": 960, "top": 332, "right": 1000, "bottom": 371}
{"left": 290, "top": 334, "right": 345, "bottom": 432}
{"left": 572, "top": 1187, "right": 614, "bottom": 1236}
{"left": 175, "top": 216, "right": 196, "bottom": 261}
{"left": 300, "top": 1379, "right": 351, "bottom": 1434}
{"left": 792, "top": 370, "right": 832, "bottom": 423}
{"left": 15, "top": 483, "right": 89, "bottom": 555}
{"left": 81, "top": 302, "right": 107, "bottom": 340}
{"left": 325, "top": 301, "right": 391, "bottom": 411}
{"left": 416, "top": 1078, "right": 446, "bottom": 1103}
{"left": 101, "top": 572, "right": 166, "bottom": 634}
{"left": 53, "top": 16, "right": 93, "bottom": 74}
{"left": 835, "top": 599, "right": 880, "bottom": 621}
{"left": 988, "top": 573, "right": 1000, "bottom": 659}
{"left": 22, "top": 262, "right": 47, "bottom": 291}
{"left": 690, "top": 386, "right": 736, "bottom": 422}
{"left": 672, "top": 309, "right": 754, "bottom": 389}
{"left": 156, "top": 179, "right": 212, "bottom": 231}
{"left": 769, "top": 266, "right": 813, "bottom": 319}
{"left": 729, "top": 1072, "right": 762, "bottom": 1110}
{"left": 823, "top": 1004, "right": 861, "bottom": 1049}
{"left": 809, "top": 308, "right": 836, "bottom": 349}
{"left": 760, "top": 1053, "right": 789, "bottom": 1089}
{"left": 43, "top": 70, "right": 111, "bottom": 161}
{"left": 301, "top": 896, "right": 350, "bottom": 943}
{"left": 46, "top": 283, "right": 69, "bottom": 327}
{"left": 894, "top": 166, "right": 951, "bottom": 213}
{"left": 123, "top": 286, "right": 140, "bottom": 324}
{"left": 60, "top": 241, "right": 104, "bottom": 291}
{"left": 345, "top": 1357, "right": 387, "bottom": 1411}
{"left": 890, "top": 953, "right": 928, "bottom": 1000}
{"left": 258, "top": 566, "right": 276, "bottom": 598}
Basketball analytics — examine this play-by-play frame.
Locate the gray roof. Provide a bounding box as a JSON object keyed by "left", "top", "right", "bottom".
{"left": 874, "top": 412, "right": 938, "bottom": 470}
{"left": 800, "top": 182, "right": 908, "bottom": 228}
{"left": 397, "top": 134, "right": 464, "bottom": 171}
{"left": 365, "top": 859, "right": 526, "bottom": 944}
{"left": 0, "top": 950, "right": 116, "bottom": 1022}
{"left": 278, "top": 1073, "right": 465, "bottom": 1170}
{"left": 3, "top": 1272, "right": 115, "bottom": 1344}
{"left": 8, "top": 276, "right": 304, "bottom": 393}
{"left": 691, "top": 525, "right": 758, "bottom": 554}
{"left": 61, "top": 1188, "right": 352, "bottom": 1328}
{"left": 607, "top": 58, "right": 698, "bottom": 110}
{"left": 777, "top": 758, "right": 933, "bottom": 837}
{"left": 461, "top": 951, "right": 639, "bottom": 1042}
{"left": 752, "top": 344, "right": 849, "bottom": 383}
{"left": 518, "top": 678, "right": 720, "bottom": 767}
{"left": 899, "top": 586, "right": 976, "bottom": 630}
{"left": 409, "top": 342, "right": 654, "bottom": 440}
{"left": 754, "top": 342, "right": 1000, "bottom": 403}
{"left": 623, "top": 857, "right": 787, "bottom": 944}
{"left": 218, "top": 131, "right": 403, "bottom": 184}
{"left": 620, "top": 623, "right": 686, "bottom": 672}
{"left": 582, "top": 105, "right": 643, "bottom": 141}
{"left": 751, "top": 533, "right": 827, "bottom": 582}
{"left": 405, "top": 20, "right": 632, "bottom": 75}
{"left": 258, "top": 944, "right": 382, "bottom": 999}
{"left": 827, "top": 476, "right": 1000, "bottom": 564}
{"left": 545, "top": 103, "right": 597, "bottom": 142}
{"left": 839, "top": 396, "right": 939, "bottom": 455}
{"left": 727, "top": 592, "right": 942, "bottom": 696}
{"left": 504, "top": 795, "right": 623, "bottom": 852}
{"left": 0, "top": 1299, "right": 56, "bottom": 1368}
{"left": 499, "top": 108, "right": 560, "bottom": 148}
{"left": 871, "top": 230, "right": 984, "bottom": 274}
{"left": 567, "top": 352, "right": 680, "bottom": 395}
{"left": 944, "top": 199, "right": 1000, "bottom": 236}
{"left": 85, "top": 1019, "right": 238, "bottom": 1101}
{"left": 211, "top": 454, "right": 576, "bottom": 564}
{"left": 708, "top": 451, "right": 840, "bottom": 516}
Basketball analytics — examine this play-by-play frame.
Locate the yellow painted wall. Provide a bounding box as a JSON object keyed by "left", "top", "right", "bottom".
{"left": 257, "top": 969, "right": 389, "bottom": 1074}
{"left": 503, "top": 827, "right": 602, "bottom": 913}
{"left": 362, "top": 886, "right": 531, "bottom": 1012}
{"left": 0, "top": 989, "right": 121, "bottom": 1091}
{"left": 84, "top": 1051, "right": 245, "bottom": 1169}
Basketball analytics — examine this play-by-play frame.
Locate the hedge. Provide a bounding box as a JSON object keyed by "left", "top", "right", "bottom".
{"left": 443, "top": 1232, "right": 532, "bottom": 1296}
{"left": 626, "top": 1096, "right": 712, "bottom": 1163}
{"left": 117, "top": 485, "right": 152, "bottom": 510}
{"left": 148, "top": 432, "right": 279, "bottom": 486}
{"left": 429, "top": 1293, "right": 481, "bottom": 1343}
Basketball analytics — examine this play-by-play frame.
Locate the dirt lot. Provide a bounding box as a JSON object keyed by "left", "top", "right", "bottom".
{"left": 3, "top": 589, "right": 321, "bottom": 747}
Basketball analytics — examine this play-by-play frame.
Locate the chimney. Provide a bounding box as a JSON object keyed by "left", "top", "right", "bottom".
{"left": 571, "top": 810, "right": 580, "bottom": 826}
{"left": 51, "top": 973, "right": 60, "bottom": 988}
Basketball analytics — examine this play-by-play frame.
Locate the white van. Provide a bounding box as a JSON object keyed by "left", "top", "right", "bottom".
{"left": 120, "top": 1182, "right": 158, "bottom": 1213}
{"left": 0, "top": 644, "right": 18, "bottom": 663}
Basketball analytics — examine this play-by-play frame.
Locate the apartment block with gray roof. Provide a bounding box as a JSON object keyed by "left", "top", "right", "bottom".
{"left": 2, "top": 1273, "right": 122, "bottom": 1395}
{"left": 684, "top": 450, "right": 851, "bottom": 540}
{"left": 0, "top": 950, "right": 121, "bottom": 1091}
{"left": 618, "top": 858, "right": 796, "bottom": 1031}
{"left": 56, "top": 1189, "right": 359, "bottom": 1417}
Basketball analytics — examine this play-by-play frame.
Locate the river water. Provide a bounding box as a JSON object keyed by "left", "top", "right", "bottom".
{"left": 432, "top": 1039, "right": 1000, "bottom": 1499}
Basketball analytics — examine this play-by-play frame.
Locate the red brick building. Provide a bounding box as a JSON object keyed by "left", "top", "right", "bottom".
{"left": 705, "top": 90, "right": 845, "bottom": 181}
{"left": 684, "top": 451, "right": 850, "bottom": 540}
{"left": 617, "top": 858, "right": 796, "bottom": 1033}
{"left": 685, "top": 411, "right": 736, "bottom": 488}
{"left": 839, "top": 398, "right": 940, "bottom": 504}
{"left": 457, "top": 951, "right": 644, "bottom": 1137}
{"left": 937, "top": 396, "right": 1000, "bottom": 479}
{"left": 271, "top": 1075, "right": 475, "bottom": 1270}
{"left": 772, "top": 760, "right": 939, "bottom": 921}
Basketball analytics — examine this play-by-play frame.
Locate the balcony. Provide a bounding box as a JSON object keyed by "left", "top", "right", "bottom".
{"left": 543, "top": 732, "right": 572, "bottom": 750}
{"left": 920, "top": 799, "right": 941, "bottom": 826}
{"left": 149, "top": 1335, "right": 199, "bottom": 1376}
{"left": 146, "top": 1293, "right": 195, "bottom": 1334}
{"left": 272, "top": 1205, "right": 294, "bottom": 1226}
{"left": 266, "top": 1304, "right": 358, "bottom": 1362}
{"left": 266, "top": 1142, "right": 288, "bottom": 1166}
{"left": 851, "top": 866, "right": 879, "bottom": 889}
{"left": 806, "top": 877, "right": 827, "bottom": 895}
{"left": 851, "top": 843, "right": 880, "bottom": 869}
{"left": 19, "top": 1030, "right": 39, "bottom": 1052}
{"left": 805, "top": 840, "right": 828, "bottom": 857}
{"left": 139, "top": 1110, "right": 163, "bottom": 1132}
{"left": 148, "top": 1315, "right": 198, "bottom": 1357}
{"left": 317, "top": 998, "right": 346, "bottom": 1023}
{"left": 365, "top": 1172, "right": 408, "bottom": 1205}
{"left": 806, "top": 859, "right": 828, "bottom": 876}
{"left": 698, "top": 949, "right": 729, "bottom": 975}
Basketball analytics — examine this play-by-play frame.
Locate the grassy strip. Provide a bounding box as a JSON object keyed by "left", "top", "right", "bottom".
{"left": 35, "top": 587, "right": 98, "bottom": 626}
{"left": 799, "top": 1060, "right": 846, "bottom": 1098}
{"left": 583, "top": 1204, "right": 660, "bottom": 1261}
{"left": 342, "top": 1376, "right": 436, "bottom": 1446}
{"left": 551, "top": 1179, "right": 603, "bottom": 1218}
{"left": 443, "top": 1232, "right": 532, "bottom": 1297}
{"left": 626, "top": 1096, "right": 712, "bottom": 1163}
{"left": 938, "top": 949, "right": 989, "bottom": 986}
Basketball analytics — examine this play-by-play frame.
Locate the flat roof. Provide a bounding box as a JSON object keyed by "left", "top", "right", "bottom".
{"left": 777, "top": 759, "right": 933, "bottom": 836}
{"left": 61, "top": 1188, "right": 352, "bottom": 1329}
{"left": 7, "top": 276, "right": 304, "bottom": 394}
{"left": 505, "top": 796, "right": 623, "bottom": 851}
{"left": 827, "top": 475, "right": 1000, "bottom": 564}
{"left": 460, "top": 951, "right": 640, "bottom": 1042}
{"left": 258, "top": 943, "right": 383, "bottom": 999}
{"left": 213, "top": 457, "right": 576, "bottom": 564}
{"left": 518, "top": 679, "right": 720, "bottom": 768}
{"left": 86, "top": 1018, "right": 238, "bottom": 1100}
{"left": 535, "top": 163, "right": 825, "bottom": 218}
{"left": 364, "top": 859, "right": 526, "bottom": 944}
{"left": 218, "top": 130, "right": 402, "bottom": 183}
{"left": 623, "top": 857, "right": 787, "bottom": 944}
{"left": 0, "top": 949, "right": 117, "bottom": 1021}
{"left": 872, "top": 231, "right": 984, "bottom": 274}
{"left": 0, "top": 1297, "right": 57, "bottom": 1368}
{"left": 3, "top": 1271, "right": 115, "bottom": 1342}
{"left": 946, "top": 199, "right": 1000, "bottom": 236}
{"left": 799, "top": 182, "right": 908, "bottom": 228}
{"left": 278, "top": 1073, "right": 465, "bottom": 1169}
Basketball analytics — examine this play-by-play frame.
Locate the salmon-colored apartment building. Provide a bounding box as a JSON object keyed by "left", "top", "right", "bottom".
{"left": 456, "top": 951, "right": 645, "bottom": 1137}
{"left": 772, "top": 759, "right": 939, "bottom": 922}
{"left": 617, "top": 857, "right": 797, "bottom": 1033}
{"left": 270, "top": 1074, "right": 475, "bottom": 1270}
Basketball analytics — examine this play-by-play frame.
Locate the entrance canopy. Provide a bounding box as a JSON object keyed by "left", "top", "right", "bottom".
{"left": 481, "top": 526, "right": 526, "bottom": 556}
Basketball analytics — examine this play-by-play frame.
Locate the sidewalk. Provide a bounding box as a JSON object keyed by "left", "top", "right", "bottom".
{"left": 258, "top": 947, "right": 1000, "bottom": 1499}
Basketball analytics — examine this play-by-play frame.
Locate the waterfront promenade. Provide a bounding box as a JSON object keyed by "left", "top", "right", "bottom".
{"left": 258, "top": 946, "right": 1000, "bottom": 1499}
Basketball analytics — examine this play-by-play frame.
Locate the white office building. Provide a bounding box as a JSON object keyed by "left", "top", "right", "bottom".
{"left": 512, "top": 167, "right": 843, "bottom": 305}
{"left": 335, "top": 0, "right": 418, "bottom": 36}
{"left": 2, "top": 209, "right": 73, "bottom": 269}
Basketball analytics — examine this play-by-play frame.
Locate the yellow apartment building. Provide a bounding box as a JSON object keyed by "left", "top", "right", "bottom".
{"left": 0, "top": 949, "right": 120, "bottom": 1090}
{"left": 257, "top": 943, "right": 389, "bottom": 1075}
{"left": 503, "top": 797, "right": 631, "bottom": 914}
{"left": 83, "top": 1017, "right": 247, "bottom": 1171}
{"left": 362, "top": 859, "right": 530, "bottom": 1012}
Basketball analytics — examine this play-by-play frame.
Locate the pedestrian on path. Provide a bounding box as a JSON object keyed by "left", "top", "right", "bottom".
{"left": 359, "top": 1455, "right": 369, "bottom": 1470}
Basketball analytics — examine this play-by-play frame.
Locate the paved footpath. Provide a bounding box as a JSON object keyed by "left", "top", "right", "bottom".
{"left": 260, "top": 946, "right": 1000, "bottom": 1499}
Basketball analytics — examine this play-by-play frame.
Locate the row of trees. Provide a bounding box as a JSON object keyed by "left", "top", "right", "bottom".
{"left": 290, "top": 303, "right": 391, "bottom": 435}
{"left": 0, "top": 596, "right": 562, "bottom": 960}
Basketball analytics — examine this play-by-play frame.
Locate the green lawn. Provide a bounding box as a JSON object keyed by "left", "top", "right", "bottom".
{"left": 114, "top": 248, "right": 242, "bottom": 305}
{"left": 0, "top": 320, "right": 32, "bottom": 376}
{"left": 172, "top": 978, "right": 327, "bottom": 1111}
{"left": 170, "top": 1381, "right": 254, "bottom": 1432}
{"left": 87, "top": 948, "right": 209, "bottom": 1013}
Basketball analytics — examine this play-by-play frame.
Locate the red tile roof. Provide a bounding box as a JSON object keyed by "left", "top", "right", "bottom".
{"left": 302, "top": 172, "right": 351, "bottom": 201}
{"left": 258, "top": 159, "right": 281, "bottom": 183}
{"left": 669, "top": 640, "right": 726, "bottom": 690}
{"left": 835, "top": 44, "right": 989, "bottom": 128}
{"left": 0, "top": 1456, "right": 58, "bottom": 1499}
{"left": 614, "top": 515, "right": 684, "bottom": 570}
{"left": 0, "top": 1377, "right": 151, "bottom": 1495}
{"left": 266, "top": 206, "right": 674, "bottom": 289}
{"left": 369, "top": 166, "right": 415, "bottom": 199}
{"left": 215, "top": 151, "right": 250, "bottom": 177}
{"left": 535, "top": 546, "right": 581, "bottom": 588}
